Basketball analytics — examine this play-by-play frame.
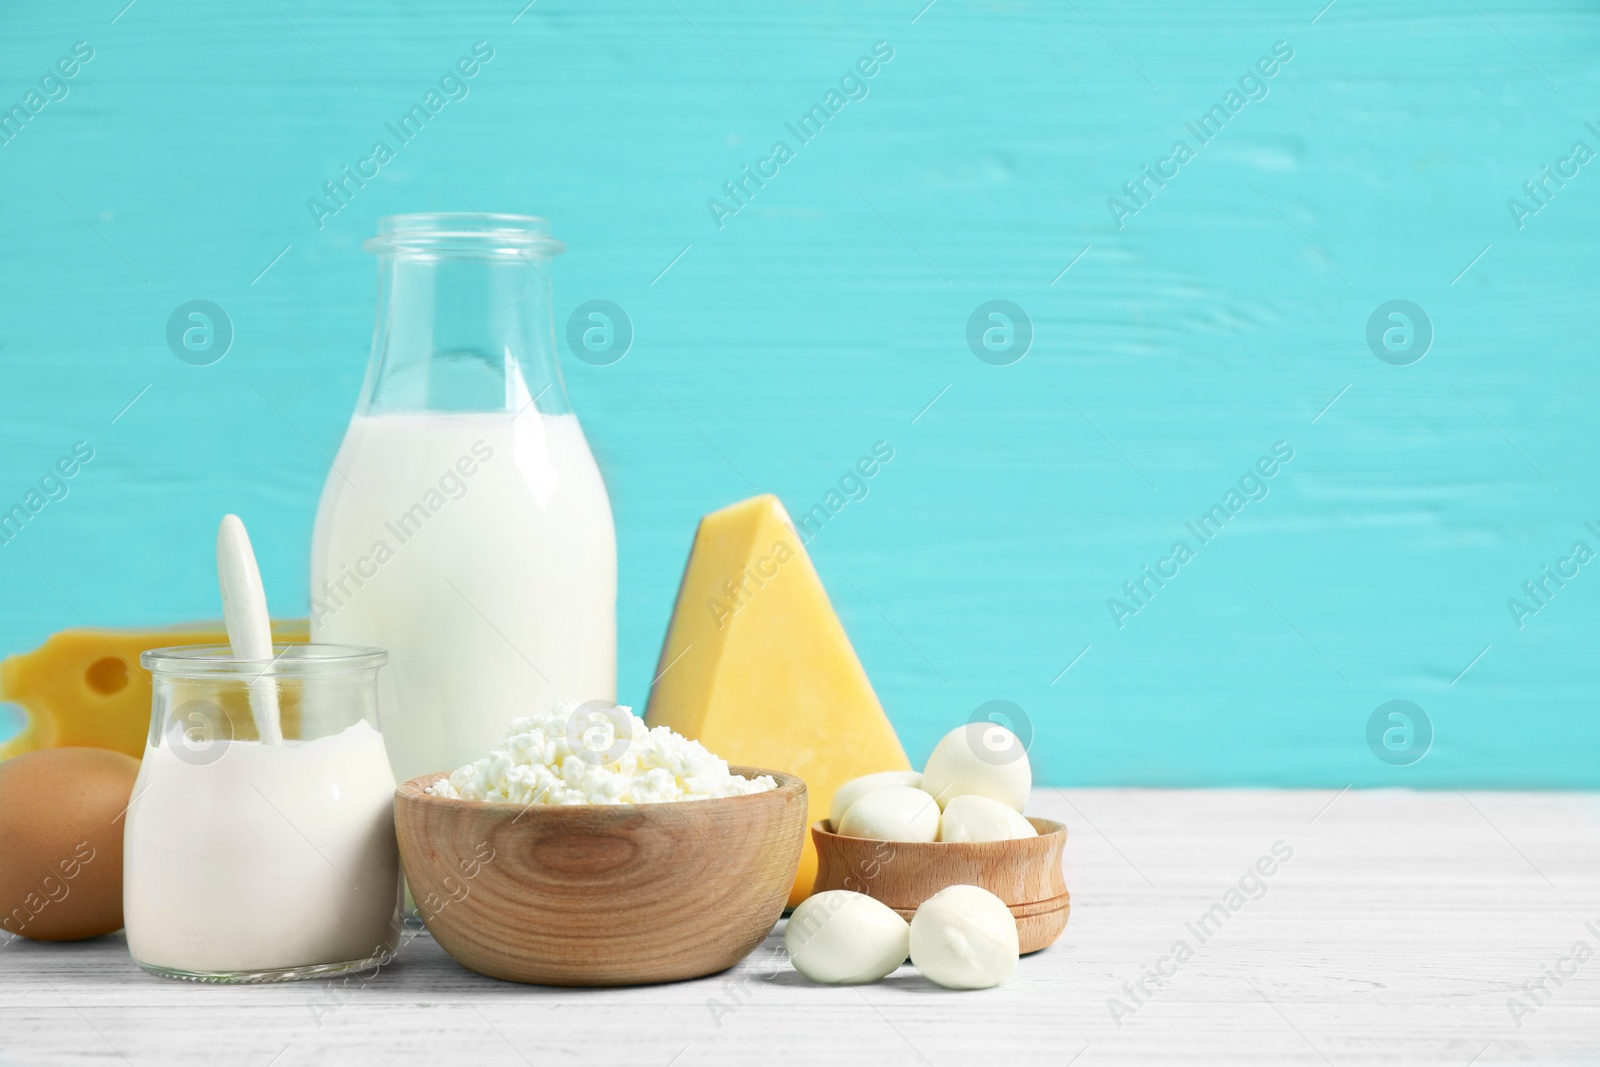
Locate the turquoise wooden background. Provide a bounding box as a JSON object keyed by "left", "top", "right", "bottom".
{"left": 2, "top": 0, "right": 1596, "bottom": 788}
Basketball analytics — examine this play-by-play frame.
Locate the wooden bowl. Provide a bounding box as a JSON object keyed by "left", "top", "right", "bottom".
{"left": 395, "top": 767, "right": 807, "bottom": 986}
{"left": 810, "top": 817, "right": 1069, "bottom": 954}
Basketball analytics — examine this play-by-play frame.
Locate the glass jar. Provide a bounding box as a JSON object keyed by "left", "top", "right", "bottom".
{"left": 123, "top": 644, "right": 401, "bottom": 983}
{"left": 309, "top": 213, "right": 617, "bottom": 789}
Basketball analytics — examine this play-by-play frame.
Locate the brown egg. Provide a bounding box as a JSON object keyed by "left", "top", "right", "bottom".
{"left": 0, "top": 746, "right": 139, "bottom": 941}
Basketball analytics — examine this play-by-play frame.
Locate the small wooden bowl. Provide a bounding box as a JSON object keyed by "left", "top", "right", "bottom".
{"left": 810, "top": 817, "right": 1069, "bottom": 954}
{"left": 395, "top": 767, "right": 807, "bottom": 986}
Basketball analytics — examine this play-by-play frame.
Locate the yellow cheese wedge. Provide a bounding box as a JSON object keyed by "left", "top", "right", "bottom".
{"left": 645, "top": 495, "right": 910, "bottom": 907}
{"left": 0, "top": 620, "right": 308, "bottom": 761}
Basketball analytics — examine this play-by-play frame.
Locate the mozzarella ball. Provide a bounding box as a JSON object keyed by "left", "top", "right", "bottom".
{"left": 938, "top": 795, "right": 1039, "bottom": 843}
{"left": 920, "top": 724, "right": 1031, "bottom": 811}
{"left": 837, "top": 785, "right": 940, "bottom": 842}
{"left": 909, "top": 885, "right": 1019, "bottom": 989}
{"left": 785, "top": 891, "right": 910, "bottom": 984}
{"left": 828, "top": 770, "right": 923, "bottom": 828}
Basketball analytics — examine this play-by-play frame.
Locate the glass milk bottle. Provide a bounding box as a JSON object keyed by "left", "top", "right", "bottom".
{"left": 310, "top": 213, "right": 617, "bottom": 787}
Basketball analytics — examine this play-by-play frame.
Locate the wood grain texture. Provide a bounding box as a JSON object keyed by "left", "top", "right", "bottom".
{"left": 811, "top": 816, "right": 1069, "bottom": 952}
{"left": 393, "top": 768, "right": 807, "bottom": 986}
{"left": 4, "top": 787, "right": 1598, "bottom": 1065}
{"left": 2, "top": 1, "right": 1599, "bottom": 789}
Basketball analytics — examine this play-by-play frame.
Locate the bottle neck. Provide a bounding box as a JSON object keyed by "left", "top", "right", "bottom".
{"left": 360, "top": 251, "right": 568, "bottom": 417}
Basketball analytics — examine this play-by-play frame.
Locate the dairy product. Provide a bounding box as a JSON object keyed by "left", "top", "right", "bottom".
{"left": 0, "top": 620, "right": 308, "bottom": 761}
{"left": 785, "top": 891, "right": 909, "bottom": 984}
{"left": 909, "top": 884, "right": 1019, "bottom": 989}
{"left": 428, "top": 699, "right": 775, "bottom": 805}
{"left": 123, "top": 720, "right": 400, "bottom": 974}
{"left": 645, "top": 494, "right": 911, "bottom": 905}
{"left": 310, "top": 411, "right": 616, "bottom": 786}
{"left": 921, "top": 724, "right": 1031, "bottom": 812}
{"left": 828, "top": 770, "right": 922, "bottom": 828}
{"left": 837, "top": 784, "right": 940, "bottom": 842}
{"left": 938, "top": 795, "right": 1038, "bottom": 843}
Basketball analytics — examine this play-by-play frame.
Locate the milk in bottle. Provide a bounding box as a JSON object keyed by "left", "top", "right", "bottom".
{"left": 310, "top": 214, "right": 616, "bottom": 786}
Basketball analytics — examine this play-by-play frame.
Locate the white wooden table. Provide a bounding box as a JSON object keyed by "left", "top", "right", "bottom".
{"left": 4, "top": 788, "right": 1598, "bottom": 1065}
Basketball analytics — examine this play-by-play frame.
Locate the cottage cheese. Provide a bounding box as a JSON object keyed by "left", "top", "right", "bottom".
{"left": 426, "top": 699, "right": 776, "bottom": 805}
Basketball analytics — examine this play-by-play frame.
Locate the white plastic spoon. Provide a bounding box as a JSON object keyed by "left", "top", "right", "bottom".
{"left": 217, "top": 514, "right": 282, "bottom": 745}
